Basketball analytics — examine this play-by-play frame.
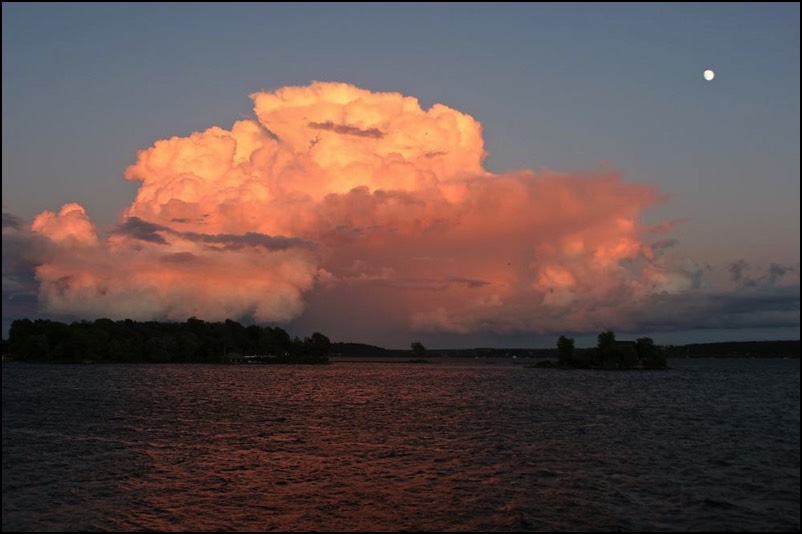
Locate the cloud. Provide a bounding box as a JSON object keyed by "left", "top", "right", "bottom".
{"left": 650, "top": 238, "right": 679, "bottom": 252}
{"left": 308, "top": 121, "right": 384, "bottom": 139}
{"left": 7, "top": 81, "right": 799, "bottom": 341}
{"left": 3, "top": 216, "right": 40, "bottom": 298}
{"left": 728, "top": 259, "right": 797, "bottom": 289}
{"left": 620, "top": 285, "right": 800, "bottom": 332}
{"left": 115, "top": 216, "right": 170, "bottom": 244}
{"left": 767, "top": 263, "right": 790, "bottom": 284}
{"left": 3, "top": 212, "right": 25, "bottom": 230}
{"left": 32, "top": 203, "right": 99, "bottom": 247}
{"left": 159, "top": 252, "right": 198, "bottom": 264}
{"left": 2, "top": 213, "right": 60, "bottom": 332}
{"left": 179, "top": 230, "right": 316, "bottom": 252}
{"left": 729, "top": 259, "right": 749, "bottom": 284}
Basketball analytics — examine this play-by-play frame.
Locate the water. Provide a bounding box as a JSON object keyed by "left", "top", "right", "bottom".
{"left": 2, "top": 358, "right": 799, "bottom": 532}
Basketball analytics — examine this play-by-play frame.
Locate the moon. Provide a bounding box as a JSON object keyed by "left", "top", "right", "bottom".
{"left": 703, "top": 69, "right": 715, "bottom": 81}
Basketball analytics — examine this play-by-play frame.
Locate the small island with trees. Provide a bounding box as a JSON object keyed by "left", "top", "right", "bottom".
{"left": 548, "top": 331, "right": 668, "bottom": 369}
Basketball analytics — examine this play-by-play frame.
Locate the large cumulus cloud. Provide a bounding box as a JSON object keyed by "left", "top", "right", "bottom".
{"left": 8, "top": 82, "right": 798, "bottom": 339}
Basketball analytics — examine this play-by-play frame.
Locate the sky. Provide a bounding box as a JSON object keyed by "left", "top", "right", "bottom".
{"left": 2, "top": 3, "right": 799, "bottom": 349}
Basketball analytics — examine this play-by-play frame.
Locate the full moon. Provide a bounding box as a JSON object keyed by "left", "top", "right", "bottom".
{"left": 704, "top": 69, "right": 715, "bottom": 81}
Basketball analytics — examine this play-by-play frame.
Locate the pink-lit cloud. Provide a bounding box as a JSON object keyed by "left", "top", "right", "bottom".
{"left": 11, "top": 82, "right": 798, "bottom": 341}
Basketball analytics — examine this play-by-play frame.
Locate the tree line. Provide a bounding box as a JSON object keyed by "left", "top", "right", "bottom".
{"left": 5, "top": 317, "right": 331, "bottom": 364}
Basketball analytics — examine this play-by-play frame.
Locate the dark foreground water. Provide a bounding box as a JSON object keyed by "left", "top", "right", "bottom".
{"left": 2, "top": 358, "right": 799, "bottom": 532}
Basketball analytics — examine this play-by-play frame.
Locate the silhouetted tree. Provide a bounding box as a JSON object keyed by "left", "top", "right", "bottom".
{"left": 305, "top": 332, "right": 332, "bottom": 363}
{"left": 175, "top": 331, "right": 202, "bottom": 362}
{"left": 145, "top": 336, "right": 171, "bottom": 363}
{"left": 8, "top": 319, "right": 35, "bottom": 359}
{"left": 411, "top": 341, "right": 426, "bottom": 355}
{"left": 636, "top": 337, "right": 668, "bottom": 369}
{"left": 557, "top": 335, "right": 574, "bottom": 366}
{"left": 597, "top": 330, "right": 619, "bottom": 369}
{"left": 597, "top": 330, "right": 616, "bottom": 352}
{"left": 620, "top": 345, "right": 639, "bottom": 369}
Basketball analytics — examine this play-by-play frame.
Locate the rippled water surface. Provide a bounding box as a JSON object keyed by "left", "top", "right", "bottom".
{"left": 3, "top": 358, "right": 799, "bottom": 531}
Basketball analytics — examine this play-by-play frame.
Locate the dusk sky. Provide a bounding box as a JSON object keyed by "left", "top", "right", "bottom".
{"left": 2, "top": 3, "right": 799, "bottom": 349}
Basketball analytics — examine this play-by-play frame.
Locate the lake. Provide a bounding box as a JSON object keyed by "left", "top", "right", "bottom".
{"left": 2, "top": 358, "right": 799, "bottom": 531}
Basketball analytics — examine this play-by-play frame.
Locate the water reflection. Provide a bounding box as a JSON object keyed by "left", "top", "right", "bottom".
{"left": 3, "top": 360, "right": 799, "bottom": 531}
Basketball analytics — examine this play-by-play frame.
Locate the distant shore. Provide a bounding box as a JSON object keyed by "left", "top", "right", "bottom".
{"left": 331, "top": 340, "right": 800, "bottom": 360}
